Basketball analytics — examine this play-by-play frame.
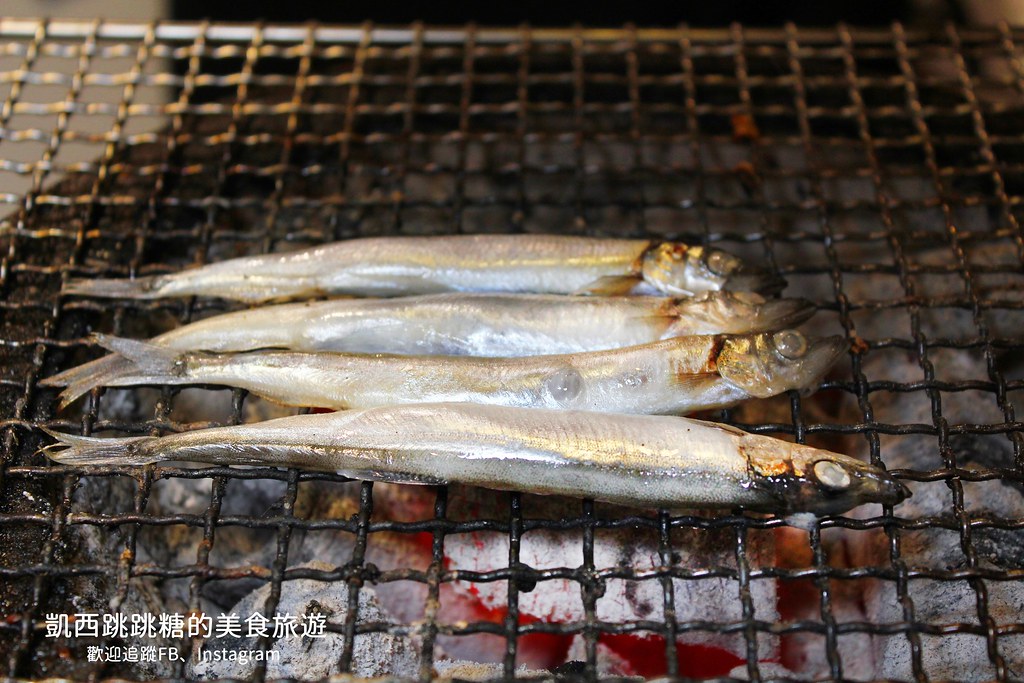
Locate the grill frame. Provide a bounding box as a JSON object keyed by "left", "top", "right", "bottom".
{"left": 1, "top": 19, "right": 1023, "bottom": 682}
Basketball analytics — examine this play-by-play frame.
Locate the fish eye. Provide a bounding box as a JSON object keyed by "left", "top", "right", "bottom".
{"left": 772, "top": 330, "right": 808, "bottom": 360}
{"left": 706, "top": 250, "right": 738, "bottom": 275}
{"left": 812, "top": 460, "right": 852, "bottom": 490}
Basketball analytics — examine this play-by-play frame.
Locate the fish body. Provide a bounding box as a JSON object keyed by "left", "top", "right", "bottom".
{"left": 65, "top": 329, "right": 846, "bottom": 415}
{"left": 41, "top": 403, "right": 910, "bottom": 514}
{"left": 43, "top": 292, "right": 816, "bottom": 406}
{"left": 62, "top": 235, "right": 784, "bottom": 303}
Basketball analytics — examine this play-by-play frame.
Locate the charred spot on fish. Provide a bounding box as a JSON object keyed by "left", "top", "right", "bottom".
{"left": 745, "top": 471, "right": 820, "bottom": 513}
{"left": 643, "top": 242, "right": 689, "bottom": 272}
{"left": 172, "top": 356, "right": 190, "bottom": 377}
{"left": 544, "top": 366, "right": 584, "bottom": 404}
{"left": 656, "top": 296, "right": 682, "bottom": 318}
{"left": 631, "top": 242, "right": 658, "bottom": 274}
{"left": 709, "top": 421, "right": 747, "bottom": 438}
{"left": 742, "top": 442, "right": 839, "bottom": 513}
{"left": 751, "top": 458, "right": 792, "bottom": 478}
{"left": 707, "top": 335, "right": 726, "bottom": 373}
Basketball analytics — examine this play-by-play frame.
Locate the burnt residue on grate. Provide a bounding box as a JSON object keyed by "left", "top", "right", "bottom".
{"left": 2, "top": 21, "right": 1024, "bottom": 682}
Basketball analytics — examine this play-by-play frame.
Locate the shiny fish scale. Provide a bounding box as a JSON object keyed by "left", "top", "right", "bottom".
{"left": 62, "top": 235, "right": 782, "bottom": 303}
{"left": 42, "top": 403, "right": 909, "bottom": 514}
{"left": 44, "top": 291, "right": 816, "bottom": 408}
{"left": 57, "top": 328, "right": 847, "bottom": 415}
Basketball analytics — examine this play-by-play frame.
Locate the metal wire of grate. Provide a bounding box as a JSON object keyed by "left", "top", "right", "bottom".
{"left": 0, "top": 19, "right": 1023, "bottom": 682}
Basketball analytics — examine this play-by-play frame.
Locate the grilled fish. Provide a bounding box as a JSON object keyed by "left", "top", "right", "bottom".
{"left": 43, "top": 291, "right": 816, "bottom": 405}
{"left": 62, "top": 235, "right": 784, "bottom": 303}
{"left": 40, "top": 402, "right": 910, "bottom": 515}
{"left": 51, "top": 329, "right": 846, "bottom": 414}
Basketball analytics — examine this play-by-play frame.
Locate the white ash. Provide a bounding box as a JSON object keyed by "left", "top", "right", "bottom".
{"left": 729, "top": 662, "right": 794, "bottom": 681}
{"left": 842, "top": 431, "right": 1024, "bottom": 681}
{"left": 122, "top": 385, "right": 350, "bottom": 613}
{"left": 442, "top": 485, "right": 778, "bottom": 662}
{"left": 95, "top": 386, "right": 154, "bottom": 424}
{"left": 777, "top": 536, "right": 879, "bottom": 681}
{"left": 564, "top": 636, "right": 638, "bottom": 678}
{"left": 841, "top": 332, "right": 1012, "bottom": 478}
{"left": 289, "top": 482, "right": 528, "bottom": 667}
{"left": 67, "top": 475, "right": 185, "bottom": 677}
{"left": 187, "top": 561, "right": 419, "bottom": 680}
{"left": 806, "top": 317, "right": 1024, "bottom": 680}
{"left": 170, "top": 389, "right": 297, "bottom": 425}
{"left": 134, "top": 473, "right": 289, "bottom": 614}
{"left": 759, "top": 238, "right": 1024, "bottom": 682}
{"left": 432, "top": 660, "right": 551, "bottom": 681}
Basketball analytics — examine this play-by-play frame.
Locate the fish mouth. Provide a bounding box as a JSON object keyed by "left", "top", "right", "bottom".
{"left": 883, "top": 475, "right": 912, "bottom": 505}
{"left": 755, "top": 297, "right": 817, "bottom": 330}
{"left": 723, "top": 268, "right": 787, "bottom": 296}
{"left": 865, "top": 468, "right": 912, "bottom": 507}
{"left": 797, "top": 334, "right": 849, "bottom": 389}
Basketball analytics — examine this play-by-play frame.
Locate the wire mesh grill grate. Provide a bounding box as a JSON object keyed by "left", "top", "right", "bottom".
{"left": 1, "top": 20, "right": 1023, "bottom": 682}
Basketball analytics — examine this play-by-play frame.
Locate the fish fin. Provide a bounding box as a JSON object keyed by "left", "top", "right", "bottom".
{"left": 702, "top": 421, "right": 748, "bottom": 437}
{"left": 573, "top": 275, "right": 651, "bottom": 296}
{"left": 41, "top": 354, "right": 113, "bottom": 387}
{"left": 52, "top": 334, "right": 188, "bottom": 408}
{"left": 43, "top": 354, "right": 138, "bottom": 409}
{"left": 667, "top": 372, "right": 720, "bottom": 391}
{"left": 63, "top": 275, "right": 165, "bottom": 300}
{"left": 91, "top": 334, "right": 171, "bottom": 370}
{"left": 334, "top": 469, "right": 446, "bottom": 486}
{"left": 38, "top": 427, "right": 159, "bottom": 466}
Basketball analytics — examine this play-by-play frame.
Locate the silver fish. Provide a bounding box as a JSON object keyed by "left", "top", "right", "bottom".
{"left": 54, "top": 329, "right": 846, "bottom": 414}
{"left": 40, "top": 403, "right": 910, "bottom": 514}
{"left": 62, "top": 235, "right": 784, "bottom": 303}
{"left": 43, "top": 291, "right": 815, "bottom": 405}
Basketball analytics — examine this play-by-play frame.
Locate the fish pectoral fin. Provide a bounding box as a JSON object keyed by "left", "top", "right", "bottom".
{"left": 334, "top": 469, "right": 447, "bottom": 486}
{"left": 573, "top": 275, "right": 650, "bottom": 296}
{"left": 668, "top": 371, "right": 719, "bottom": 390}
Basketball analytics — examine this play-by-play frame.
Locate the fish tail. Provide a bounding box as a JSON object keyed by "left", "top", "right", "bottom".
{"left": 91, "top": 333, "right": 178, "bottom": 374}
{"left": 42, "top": 354, "right": 134, "bottom": 409}
{"left": 43, "top": 355, "right": 116, "bottom": 387}
{"left": 63, "top": 275, "right": 164, "bottom": 300}
{"left": 51, "top": 335, "right": 187, "bottom": 407}
{"left": 38, "top": 427, "right": 160, "bottom": 466}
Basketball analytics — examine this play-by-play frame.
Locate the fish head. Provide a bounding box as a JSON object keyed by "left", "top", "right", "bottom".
{"left": 716, "top": 330, "right": 847, "bottom": 398}
{"left": 641, "top": 243, "right": 786, "bottom": 296}
{"left": 745, "top": 439, "right": 911, "bottom": 514}
{"left": 669, "top": 292, "right": 817, "bottom": 335}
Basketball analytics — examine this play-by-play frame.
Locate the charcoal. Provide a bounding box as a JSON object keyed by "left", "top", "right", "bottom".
{"left": 973, "top": 526, "right": 1024, "bottom": 570}
{"left": 563, "top": 637, "right": 636, "bottom": 678}
{"left": 442, "top": 485, "right": 778, "bottom": 662}
{"left": 187, "top": 562, "right": 419, "bottom": 679}
{"left": 844, "top": 437, "right": 1024, "bottom": 680}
